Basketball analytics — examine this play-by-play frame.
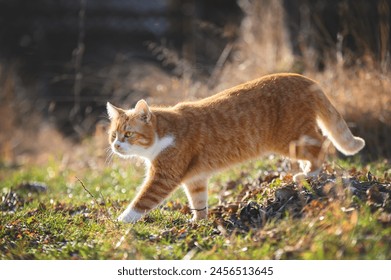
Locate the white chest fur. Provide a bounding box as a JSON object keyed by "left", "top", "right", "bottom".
{"left": 140, "top": 134, "right": 175, "bottom": 161}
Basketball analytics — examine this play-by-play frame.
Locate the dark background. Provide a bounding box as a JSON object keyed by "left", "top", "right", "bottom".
{"left": 0, "top": 0, "right": 390, "bottom": 143}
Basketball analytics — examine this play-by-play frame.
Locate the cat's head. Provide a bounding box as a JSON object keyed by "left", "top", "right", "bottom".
{"left": 106, "top": 100, "right": 156, "bottom": 158}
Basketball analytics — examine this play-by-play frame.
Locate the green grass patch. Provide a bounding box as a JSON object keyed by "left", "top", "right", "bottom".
{"left": 1, "top": 156, "right": 390, "bottom": 259}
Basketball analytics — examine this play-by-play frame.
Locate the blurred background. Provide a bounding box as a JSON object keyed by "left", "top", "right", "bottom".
{"left": 0, "top": 0, "right": 390, "bottom": 165}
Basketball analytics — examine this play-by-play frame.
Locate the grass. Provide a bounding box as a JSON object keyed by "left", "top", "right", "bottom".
{"left": 1, "top": 153, "right": 390, "bottom": 260}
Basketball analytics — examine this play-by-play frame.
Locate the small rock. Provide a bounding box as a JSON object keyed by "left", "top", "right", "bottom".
{"left": 378, "top": 213, "right": 391, "bottom": 224}
{"left": 17, "top": 182, "right": 48, "bottom": 193}
{"left": 275, "top": 185, "right": 296, "bottom": 202}
{"left": 367, "top": 185, "right": 384, "bottom": 204}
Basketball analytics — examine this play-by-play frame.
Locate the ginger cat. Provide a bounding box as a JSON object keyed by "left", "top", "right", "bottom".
{"left": 106, "top": 73, "right": 365, "bottom": 223}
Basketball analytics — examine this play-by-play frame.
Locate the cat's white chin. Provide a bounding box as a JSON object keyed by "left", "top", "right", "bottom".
{"left": 113, "top": 150, "right": 134, "bottom": 159}
{"left": 117, "top": 208, "right": 144, "bottom": 223}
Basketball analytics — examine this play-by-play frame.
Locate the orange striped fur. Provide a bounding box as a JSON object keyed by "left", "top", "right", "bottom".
{"left": 107, "top": 73, "right": 365, "bottom": 223}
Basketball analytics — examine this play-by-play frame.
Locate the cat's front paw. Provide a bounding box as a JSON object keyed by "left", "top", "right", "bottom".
{"left": 189, "top": 208, "right": 208, "bottom": 223}
{"left": 117, "top": 208, "right": 144, "bottom": 223}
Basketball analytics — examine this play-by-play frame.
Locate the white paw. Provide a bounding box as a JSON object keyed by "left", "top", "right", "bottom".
{"left": 117, "top": 208, "right": 144, "bottom": 223}
{"left": 293, "top": 173, "right": 306, "bottom": 183}
{"left": 190, "top": 209, "right": 208, "bottom": 222}
{"left": 293, "top": 169, "right": 320, "bottom": 183}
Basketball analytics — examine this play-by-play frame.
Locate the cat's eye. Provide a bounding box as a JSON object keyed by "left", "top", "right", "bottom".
{"left": 111, "top": 132, "right": 117, "bottom": 139}
{"left": 124, "top": 131, "right": 133, "bottom": 138}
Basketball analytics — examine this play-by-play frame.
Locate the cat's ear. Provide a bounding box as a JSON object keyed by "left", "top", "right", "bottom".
{"left": 134, "top": 99, "right": 151, "bottom": 123}
{"left": 106, "top": 102, "right": 120, "bottom": 119}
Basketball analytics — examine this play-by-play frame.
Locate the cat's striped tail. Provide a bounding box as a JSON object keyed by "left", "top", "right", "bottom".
{"left": 315, "top": 91, "right": 365, "bottom": 156}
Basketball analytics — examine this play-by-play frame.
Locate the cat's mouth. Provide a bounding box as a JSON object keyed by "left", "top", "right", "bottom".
{"left": 114, "top": 147, "right": 123, "bottom": 153}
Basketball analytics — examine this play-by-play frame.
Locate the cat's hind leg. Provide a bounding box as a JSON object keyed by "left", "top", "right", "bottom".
{"left": 289, "top": 130, "right": 326, "bottom": 182}
{"left": 183, "top": 177, "right": 208, "bottom": 222}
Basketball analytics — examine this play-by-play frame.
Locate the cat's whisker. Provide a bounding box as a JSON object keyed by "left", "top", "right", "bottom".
{"left": 105, "top": 146, "right": 114, "bottom": 166}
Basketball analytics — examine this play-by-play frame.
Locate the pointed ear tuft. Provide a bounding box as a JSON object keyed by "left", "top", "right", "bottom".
{"left": 134, "top": 99, "right": 151, "bottom": 123}
{"left": 106, "top": 102, "right": 120, "bottom": 119}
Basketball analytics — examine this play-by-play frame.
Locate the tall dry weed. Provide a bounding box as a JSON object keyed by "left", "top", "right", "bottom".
{"left": 0, "top": 65, "right": 72, "bottom": 165}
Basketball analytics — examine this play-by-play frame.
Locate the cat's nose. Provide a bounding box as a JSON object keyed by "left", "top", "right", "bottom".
{"left": 114, "top": 143, "right": 120, "bottom": 149}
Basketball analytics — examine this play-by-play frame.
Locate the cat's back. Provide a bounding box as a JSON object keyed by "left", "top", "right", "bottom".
{"left": 212, "top": 73, "right": 317, "bottom": 100}
{"left": 174, "top": 73, "right": 318, "bottom": 114}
